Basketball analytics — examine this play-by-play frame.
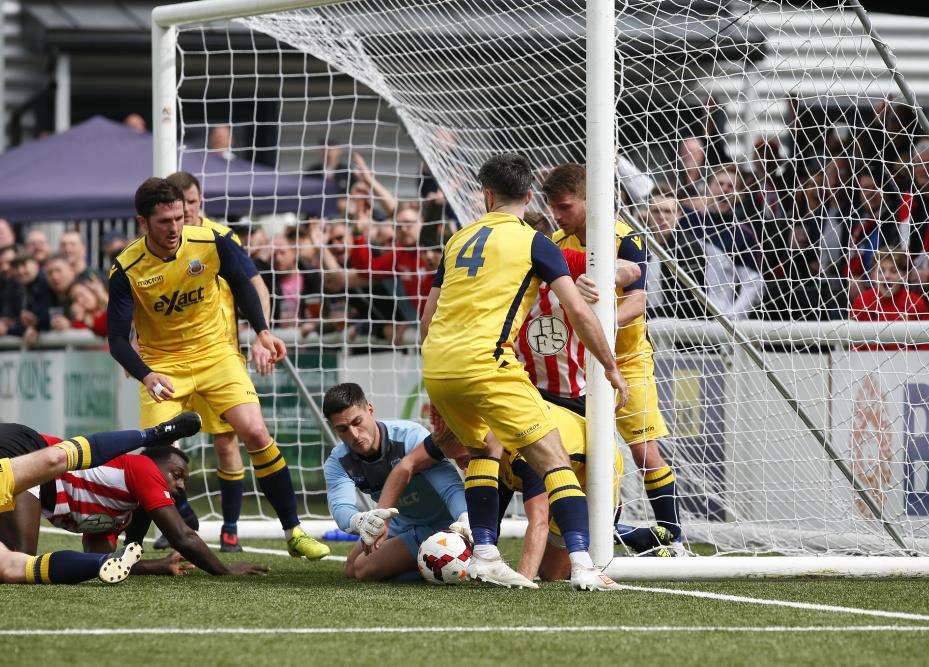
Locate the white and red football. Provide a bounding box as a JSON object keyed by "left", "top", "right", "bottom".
{"left": 417, "top": 530, "right": 471, "bottom": 585}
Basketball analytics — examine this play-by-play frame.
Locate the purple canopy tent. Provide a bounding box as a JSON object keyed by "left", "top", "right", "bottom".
{"left": 0, "top": 116, "right": 324, "bottom": 223}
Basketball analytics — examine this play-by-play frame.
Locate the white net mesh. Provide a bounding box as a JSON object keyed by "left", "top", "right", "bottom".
{"left": 165, "top": 0, "right": 929, "bottom": 555}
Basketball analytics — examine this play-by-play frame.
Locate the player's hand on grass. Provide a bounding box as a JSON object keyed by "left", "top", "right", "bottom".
{"left": 352, "top": 508, "right": 399, "bottom": 548}
{"left": 607, "top": 366, "right": 629, "bottom": 409}
{"left": 575, "top": 274, "right": 599, "bottom": 304}
{"left": 143, "top": 372, "right": 175, "bottom": 402}
{"left": 448, "top": 512, "right": 473, "bottom": 545}
{"left": 157, "top": 551, "right": 195, "bottom": 576}
{"left": 227, "top": 563, "right": 269, "bottom": 576}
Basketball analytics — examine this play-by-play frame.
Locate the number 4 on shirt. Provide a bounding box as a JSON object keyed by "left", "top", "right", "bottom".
{"left": 455, "top": 226, "right": 493, "bottom": 277}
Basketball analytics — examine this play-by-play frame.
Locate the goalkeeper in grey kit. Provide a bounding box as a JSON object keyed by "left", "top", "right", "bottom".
{"left": 321, "top": 383, "right": 470, "bottom": 582}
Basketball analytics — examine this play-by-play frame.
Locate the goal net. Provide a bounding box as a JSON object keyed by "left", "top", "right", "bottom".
{"left": 155, "top": 0, "right": 929, "bottom": 561}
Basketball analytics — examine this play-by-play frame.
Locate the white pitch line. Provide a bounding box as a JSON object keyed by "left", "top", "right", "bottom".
{"left": 35, "top": 527, "right": 929, "bottom": 622}
{"left": 615, "top": 584, "right": 929, "bottom": 623}
{"left": 3, "top": 625, "right": 929, "bottom": 638}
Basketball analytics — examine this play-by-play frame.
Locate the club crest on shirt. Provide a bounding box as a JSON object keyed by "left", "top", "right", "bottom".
{"left": 526, "top": 315, "right": 568, "bottom": 356}
{"left": 187, "top": 259, "right": 204, "bottom": 276}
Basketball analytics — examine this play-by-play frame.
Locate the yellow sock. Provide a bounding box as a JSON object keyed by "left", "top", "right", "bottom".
{"left": 248, "top": 441, "right": 286, "bottom": 478}
{"left": 53, "top": 437, "right": 92, "bottom": 471}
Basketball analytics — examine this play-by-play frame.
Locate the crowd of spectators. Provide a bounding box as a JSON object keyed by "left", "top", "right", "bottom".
{"left": 0, "top": 220, "right": 113, "bottom": 343}
{"left": 637, "top": 95, "right": 929, "bottom": 325}
{"left": 4, "top": 95, "right": 929, "bottom": 347}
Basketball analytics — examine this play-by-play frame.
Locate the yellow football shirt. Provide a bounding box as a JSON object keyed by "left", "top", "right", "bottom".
{"left": 200, "top": 217, "right": 241, "bottom": 346}
{"left": 111, "top": 225, "right": 236, "bottom": 363}
{"left": 552, "top": 219, "right": 651, "bottom": 364}
{"left": 422, "top": 212, "right": 570, "bottom": 378}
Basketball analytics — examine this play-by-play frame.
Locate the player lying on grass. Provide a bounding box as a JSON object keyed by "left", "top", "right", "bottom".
{"left": 0, "top": 414, "right": 199, "bottom": 584}
{"left": 372, "top": 406, "right": 670, "bottom": 581}
{"left": 108, "top": 177, "right": 328, "bottom": 561}
{"left": 321, "top": 383, "right": 470, "bottom": 582}
{"left": 0, "top": 432, "right": 267, "bottom": 577}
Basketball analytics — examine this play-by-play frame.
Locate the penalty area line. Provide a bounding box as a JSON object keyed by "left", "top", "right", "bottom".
{"left": 3, "top": 625, "right": 929, "bottom": 637}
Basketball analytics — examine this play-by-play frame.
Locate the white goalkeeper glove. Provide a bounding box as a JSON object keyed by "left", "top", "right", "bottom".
{"left": 349, "top": 508, "right": 399, "bottom": 547}
{"left": 448, "top": 512, "right": 472, "bottom": 545}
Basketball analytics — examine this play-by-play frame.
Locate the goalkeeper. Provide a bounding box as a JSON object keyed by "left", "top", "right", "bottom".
{"left": 322, "top": 383, "right": 469, "bottom": 582}
{"left": 375, "top": 407, "right": 672, "bottom": 581}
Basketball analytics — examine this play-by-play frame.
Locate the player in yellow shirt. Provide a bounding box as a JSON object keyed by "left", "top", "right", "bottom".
{"left": 371, "top": 405, "right": 655, "bottom": 584}
{"left": 421, "top": 153, "right": 628, "bottom": 590}
{"left": 166, "top": 170, "right": 272, "bottom": 552}
{"left": 543, "top": 163, "right": 683, "bottom": 553}
{"left": 107, "top": 177, "right": 329, "bottom": 560}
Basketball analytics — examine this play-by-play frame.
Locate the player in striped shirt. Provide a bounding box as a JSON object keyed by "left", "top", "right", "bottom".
{"left": 1, "top": 440, "right": 267, "bottom": 577}
{"left": 0, "top": 415, "right": 200, "bottom": 584}
{"left": 516, "top": 246, "right": 643, "bottom": 413}
{"left": 541, "top": 164, "right": 684, "bottom": 553}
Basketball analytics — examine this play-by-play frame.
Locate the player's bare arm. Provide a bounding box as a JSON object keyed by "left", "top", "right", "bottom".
{"left": 517, "top": 492, "right": 549, "bottom": 580}
{"left": 575, "top": 259, "right": 642, "bottom": 303}
{"left": 617, "top": 288, "right": 646, "bottom": 327}
{"left": 376, "top": 444, "right": 439, "bottom": 511}
{"left": 419, "top": 286, "right": 440, "bottom": 342}
{"left": 148, "top": 505, "right": 267, "bottom": 576}
{"left": 548, "top": 275, "right": 629, "bottom": 407}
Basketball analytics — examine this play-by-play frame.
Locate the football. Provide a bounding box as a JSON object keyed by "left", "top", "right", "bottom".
{"left": 417, "top": 530, "right": 472, "bottom": 585}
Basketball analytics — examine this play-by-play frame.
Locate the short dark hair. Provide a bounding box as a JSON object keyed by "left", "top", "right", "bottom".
{"left": 166, "top": 171, "right": 202, "bottom": 195}
{"left": 142, "top": 446, "right": 190, "bottom": 466}
{"left": 134, "top": 177, "right": 183, "bottom": 218}
{"left": 322, "top": 382, "right": 368, "bottom": 419}
{"left": 542, "top": 163, "right": 585, "bottom": 200}
{"left": 12, "top": 252, "right": 37, "bottom": 267}
{"left": 477, "top": 153, "right": 533, "bottom": 201}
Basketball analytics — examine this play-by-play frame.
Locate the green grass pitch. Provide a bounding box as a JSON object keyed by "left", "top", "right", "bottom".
{"left": 4, "top": 532, "right": 929, "bottom": 666}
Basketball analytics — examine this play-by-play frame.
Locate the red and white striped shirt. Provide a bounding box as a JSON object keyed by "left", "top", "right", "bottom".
{"left": 516, "top": 249, "right": 587, "bottom": 399}
{"left": 43, "top": 454, "right": 174, "bottom": 536}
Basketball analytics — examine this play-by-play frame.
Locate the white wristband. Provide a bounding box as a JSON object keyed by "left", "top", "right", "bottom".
{"left": 153, "top": 382, "right": 165, "bottom": 397}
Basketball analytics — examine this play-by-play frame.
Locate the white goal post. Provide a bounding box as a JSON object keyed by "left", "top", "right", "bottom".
{"left": 151, "top": 0, "right": 929, "bottom": 578}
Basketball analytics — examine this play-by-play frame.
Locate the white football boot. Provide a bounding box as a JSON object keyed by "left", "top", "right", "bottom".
{"left": 98, "top": 542, "right": 143, "bottom": 584}
{"left": 570, "top": 566, "right": 622, "bottom": 591}
{"left": 468, "top": 554, "right": 538, "bottom": 589}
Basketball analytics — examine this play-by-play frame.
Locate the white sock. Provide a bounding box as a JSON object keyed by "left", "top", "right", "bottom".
{"left": 568, "top": 550, "right": 594, "bottom": 569}
{"left": 285, "top": 526, "right": 300, "bottom": 540}
{"left": 474, "top": 544, "right": 501, "bottom": 560}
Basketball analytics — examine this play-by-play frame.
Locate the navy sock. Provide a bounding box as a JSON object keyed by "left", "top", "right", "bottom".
{"left": 614, "top": 523, "right": 663, "bottom": 552}
{"left": 218, "top": 469, "right": 245, "bottom": 534}
{"left": 249, "top": 442, "right": 299, "bottom": 531}
{"left": 545, "top": 467, "right": 589, "bottom": 553}
{"left": 25, "top": 551, "right": 108, "bottom": 584}
{"left": 644, "top": 466, "right": 681, "bottom": 540}
{"left": 464, "top": 457, "right": 500, "bottom": 546}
